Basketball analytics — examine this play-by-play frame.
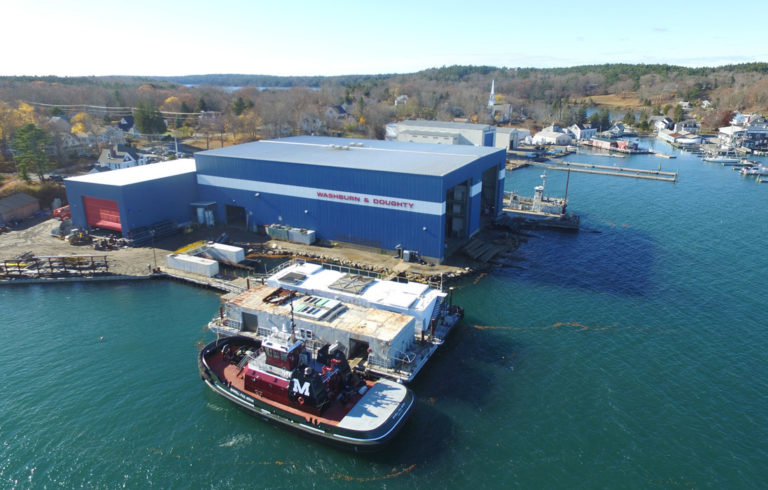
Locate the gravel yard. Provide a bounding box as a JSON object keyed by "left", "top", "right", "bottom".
{"left": 0, "top": 217, "right": 470, "bottom": 283}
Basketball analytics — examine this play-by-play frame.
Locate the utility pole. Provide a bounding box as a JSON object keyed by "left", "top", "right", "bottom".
{"left": 150, "top": 229, "right": 157, "bottom": 270}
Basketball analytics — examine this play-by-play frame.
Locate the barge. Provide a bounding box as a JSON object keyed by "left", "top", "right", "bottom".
{"left": 502, "top": 173, "right": 579, "bottom": 230}
{"left": 208, "top": 261, "right": 463, "bottom": 383}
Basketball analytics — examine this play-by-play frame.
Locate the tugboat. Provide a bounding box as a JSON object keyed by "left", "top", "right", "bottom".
{"left": 198, "top": 323, "right": 414, "bottom": 451}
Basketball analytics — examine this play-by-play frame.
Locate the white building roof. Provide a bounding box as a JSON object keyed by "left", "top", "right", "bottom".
{"left": 719, "top": 126, "right": 745, "bottom": 136}
{"left": 65, "top": 159, "right": 196, "bottom": 187}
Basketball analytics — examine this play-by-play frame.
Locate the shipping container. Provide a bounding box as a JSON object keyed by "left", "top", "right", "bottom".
{"left": 204, "top": 243, "right": 245, "bottom": 263}
{"left": 165, "top": 253, "right": 219, "bottom": 277}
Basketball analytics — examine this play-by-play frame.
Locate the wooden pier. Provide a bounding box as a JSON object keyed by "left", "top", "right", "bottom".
{"left": 544, "top": 161, "right": 677, "bottom": 182}
{"left": 1, "top": 254, "right": 111, "bottom": 279}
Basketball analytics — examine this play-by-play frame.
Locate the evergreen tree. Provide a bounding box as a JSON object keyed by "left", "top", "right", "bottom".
{"left": 134, "top": 101, "right": 166, "bottom": 135}
{"left": 673, "top": 105, "right": 685, "bottom": 123}
{"left": 180, "top": 101, "right": 194, "bottom": 127}
{"left": 588, "top": 112, "right": 601, "bottom": 129}
{"left": 599, "top": 108, "right": 611, "bottom": 131}
{"left": 195, "top": 97, "right": 208, "bottom": 113}
{"left": 232, "top": 97, "right": 246, "bottom": 116}
{"left": 12, "top": 123, "right": 50, "bottom": 182}
{"left": 575, "top": 106, "right": 587, "bottom": 125}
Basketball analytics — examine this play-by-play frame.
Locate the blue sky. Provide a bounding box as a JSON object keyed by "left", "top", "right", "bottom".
{"left": 3, "top": 0, "right": 767, "bottom": 77}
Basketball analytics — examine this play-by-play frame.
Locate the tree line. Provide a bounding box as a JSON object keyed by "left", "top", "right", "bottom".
{"left": 3, "top": 62, "right": 768, "bottom": 184}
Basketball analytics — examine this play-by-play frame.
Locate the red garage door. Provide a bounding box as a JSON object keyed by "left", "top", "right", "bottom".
{"left": 83, "top": 196, "right": 122, "bottom": 232}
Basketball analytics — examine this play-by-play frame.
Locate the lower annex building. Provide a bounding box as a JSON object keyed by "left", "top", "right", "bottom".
{"left": 65, "top": 136, "right": 506, "bottom": 263}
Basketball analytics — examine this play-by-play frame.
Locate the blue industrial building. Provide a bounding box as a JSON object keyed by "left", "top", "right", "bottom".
{"left": 65, "top": 159, "right": 198, "bottom": 235}
{"left": 65, "top": 136, "right": 506, "bottom": 262}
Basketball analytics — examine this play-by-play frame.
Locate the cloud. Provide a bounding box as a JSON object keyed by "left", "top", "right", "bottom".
{"left": 653, "top": 27, "right": 668, "bottom": 33}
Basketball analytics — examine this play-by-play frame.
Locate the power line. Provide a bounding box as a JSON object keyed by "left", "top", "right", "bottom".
{"left": 22, "top": 100, "right": 216, "bottom": 118}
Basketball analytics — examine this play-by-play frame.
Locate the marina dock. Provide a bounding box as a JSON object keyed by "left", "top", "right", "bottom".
{"left": 544, "top": 161, "right": 678, "bottom": 182}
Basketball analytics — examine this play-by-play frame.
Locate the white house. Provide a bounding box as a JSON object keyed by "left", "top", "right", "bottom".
{"left": 97, "top": 144, "right": 140, "bottom": 170}
{"left": 567, "top": 123, "right": 597, "bottom": 140}
{"left": 394, "top": 95, "right": 409, "bottom": 106}
{"left": 649, "top": 116, "right": 674, "bottom": 131}
{"left": 674, "top": 119, "right": 700, "bottom": 134}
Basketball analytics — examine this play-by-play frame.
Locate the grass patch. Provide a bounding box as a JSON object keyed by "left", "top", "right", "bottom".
{"left": 579, "top": 94, "right": 643, "bottom": 108}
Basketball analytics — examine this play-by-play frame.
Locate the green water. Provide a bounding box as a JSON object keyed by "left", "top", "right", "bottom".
{"left": 1, "top": 140, "right": 767, "bottom": 488}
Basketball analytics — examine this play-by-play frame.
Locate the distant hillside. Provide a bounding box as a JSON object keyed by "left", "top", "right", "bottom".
{"left": 148, "top": 73, "right": 395, "bottom": 88}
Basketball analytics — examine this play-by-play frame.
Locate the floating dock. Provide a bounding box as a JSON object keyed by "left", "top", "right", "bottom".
{"left": 653, "top": 152, "right": 676, "bottom": 159}
{"left": 544, "top": 161, "right": 677, "bottom": 182}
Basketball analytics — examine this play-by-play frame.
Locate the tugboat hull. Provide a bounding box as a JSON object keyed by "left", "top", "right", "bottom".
{"left": 198, "top": 337, "right": 414, "bottom": 452}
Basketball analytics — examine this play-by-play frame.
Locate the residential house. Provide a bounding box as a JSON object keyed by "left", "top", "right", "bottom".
{"left": 567, "top": 123, "right": 597, "bottom": 141}
{"left": 394, "top": 95, "right": 409, "bottom": 106}
{"left": 602, "top": 123, "right": 634, "bottom": 138}
{"left": 97, "top": 144, "right": 140, "bottom": 170}
{"left": 118, "top": 116, "right": 135, "bottom": 133}
{"left": 98, "top": 126, "right": 126, "bottom": 146}
{"left": 324, "top": 105, "right": 348, "bottom": 122}
{"left": 718, "top": 117, "right": 768, "bottom": 150}
{"left": 649, "top": 116, "right": 674, "bottom": 131}
{"left": 674, "top": 119, "right": 700, "bottom": 134}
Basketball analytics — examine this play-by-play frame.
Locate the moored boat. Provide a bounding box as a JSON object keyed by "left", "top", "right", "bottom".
{"left": 702, "top": 154, "right": 740, "bottom": 164}
{"left": 740, "top": 164, "right": 768, "bottom": 176}
{"left": 198, "top": 329, "right": 414, "bottom": 451}
{"left": 501, "top": 172, "right": 579, "bottom": 230}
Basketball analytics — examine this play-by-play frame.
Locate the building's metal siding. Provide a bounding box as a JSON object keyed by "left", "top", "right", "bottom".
{"left": 195, "top": 144, "right": 505, "bottom": 261}
{"left": 65, "top": 138, "right": 505, "bottom": 262}
{"left": 64, "top": 173, "right": 197, "bottom": 234}
{"left": 65, "top": 180, "right": 125, "bottom": 231}
{"left": 120, "top": 173, "right": 198, "bottom": 231}
{"left": 442, "top": 151, "right": 505, "bottom": 236}
{"left": 196, "top": 154, "right": 447, "bottom": 257}
{"left": 195, "top": 155, "right": 443, "bottom": 201}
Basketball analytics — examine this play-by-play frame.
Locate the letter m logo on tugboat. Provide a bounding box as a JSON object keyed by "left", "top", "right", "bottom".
{"left": 292, "top": 379, "right": 311, "bottom": 396}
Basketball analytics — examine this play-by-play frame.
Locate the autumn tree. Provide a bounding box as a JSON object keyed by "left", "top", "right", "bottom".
{"left": 70, "top": 112, "right": 97, "bottom": 134}
{"left": 12, "top": 123, "right": 51, "bottom": 182}
{"left": 0, "top": 101, "right": 35, "bottom": 169}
